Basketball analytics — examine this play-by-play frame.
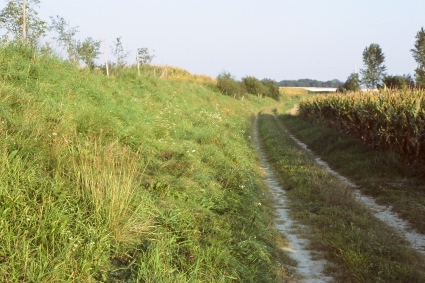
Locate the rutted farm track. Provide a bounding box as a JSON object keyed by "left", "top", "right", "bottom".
{"left": 253, "top": 116, "right": 333, "bottom": 283}
{"left": 254, "top": 110, "right": 425, "bottom": 282}
{"left": 271, "top": 114, "right": 425, "bottom": 256}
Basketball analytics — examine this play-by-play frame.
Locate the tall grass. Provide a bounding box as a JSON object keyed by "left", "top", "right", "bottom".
{"left": 0, "top": 42, "right": 288, "bottom": 282}
{"left": 72, "top": 139, "right": 152, "bottom": 245}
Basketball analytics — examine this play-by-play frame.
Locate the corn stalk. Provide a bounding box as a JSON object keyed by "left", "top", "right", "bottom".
{"left": 299, "top": 89, "right": 425, "bottom": 164}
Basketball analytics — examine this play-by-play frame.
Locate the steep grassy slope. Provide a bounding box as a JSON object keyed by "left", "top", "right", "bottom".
{"left": 0, "top": 43, "right": 288, "bottom": 282}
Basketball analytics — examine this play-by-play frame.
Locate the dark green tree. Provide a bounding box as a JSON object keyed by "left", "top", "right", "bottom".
{"left": 337, "top": 72, "right": 361, "bottom": 93}
{"left": 411, "top": 27, "right": 425, "bottom": 88}
{"left": 278, "top": 78, "right": 343, "bottom": 88}
{"left": 380, "top": 74, "right": 415, "bottom": 89}
{"left": 404, "top": 74, "right": 416, "bottom": 88}
{"left": 360, "top": 43, "right": 386, "bottom": 88}
{"left": 0, "top": 0, "right": 47, "bottom": 46}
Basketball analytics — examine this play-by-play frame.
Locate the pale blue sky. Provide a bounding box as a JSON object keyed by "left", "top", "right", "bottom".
{"left": 23, "top": 1, "right": 425, "bottom": 81}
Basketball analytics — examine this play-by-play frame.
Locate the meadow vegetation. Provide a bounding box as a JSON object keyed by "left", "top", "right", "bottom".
{"left": 0, "top": 42, "right": 291, "bottom": 282}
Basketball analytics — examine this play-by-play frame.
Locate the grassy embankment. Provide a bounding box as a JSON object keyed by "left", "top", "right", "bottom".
{"left": 0, "top": 43, "right": 292, "bottom": 282}
{"left": 257, "top": 89, "right": 425, "bottom": 282}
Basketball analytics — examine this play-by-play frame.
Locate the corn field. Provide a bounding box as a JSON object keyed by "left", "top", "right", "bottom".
{"left": 298, "top": 89, "right": 425, "bottom": 164}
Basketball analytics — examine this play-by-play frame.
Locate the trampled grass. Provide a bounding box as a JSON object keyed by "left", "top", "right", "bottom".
{"left": 0, "top": 42, "right": 290, "bottom": 282}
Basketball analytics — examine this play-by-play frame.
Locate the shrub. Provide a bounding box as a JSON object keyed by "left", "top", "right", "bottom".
{"left": 261, "top": 79, "right": 280, "bottom": 100}
{"left": 337, "top": 73, "right": 361, "bottom": 93}
{"left": 217, "top": 71, "right": 244, "bottom": 97}
{"left": 242, "top": 76, "right": 266, "bottom": 97}
{"left": 379, "top": 74, "right": 415, "bottom": 89}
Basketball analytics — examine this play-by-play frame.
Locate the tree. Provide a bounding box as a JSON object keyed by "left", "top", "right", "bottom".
{"left": 261, "top": 79, "right": 280, "bottom": 100}
{"left": 216, "top": 71, "right": 244, "bottom": 97}
{"left": 0, "top": 0, "right": 47, "bottom": 46}
{"left": 360, "top": 43, "right": 386, "bottom": 89}
{"left": 404, "top": 74, "right": 416, "bottom": 88}
{"left": 411, "top": 27, "right": 425, "bottom": 88}
{"left": 111, "top": 37, "right": 131, "bottom": 67}
{"left": 380, "top": 74, "right": 415, "bottom": 90}
{"left": 242, "top": 76, "right": 267, "bottom": 97}
{"left": 137, "top": 48, "right": 155, "bottom": 65}
{"left": 76, "top": 37, "right": 101, "bottom": 69}
{"left": 50, "top": 16, "right": 79, "bottom": 62}
{"left": 337, "top": 72, "right": 361, "bottom": 93}
{"left": 278, "top": 79, "right": 343, "bottom": 88}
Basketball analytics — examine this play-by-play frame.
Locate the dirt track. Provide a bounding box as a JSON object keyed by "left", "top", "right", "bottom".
{"left": 273, "top": 110, "right": 425, "bottom": 256}
{"left": 253, "top": 115, "right": 333, "bottom": 283}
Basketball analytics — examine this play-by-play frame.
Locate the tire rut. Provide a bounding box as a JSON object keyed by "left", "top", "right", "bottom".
{"left": 253, "top": 115, "right": 333, "bottom": 283}
{"left": 272, "top": 114, "right": 425, "bottom": 256}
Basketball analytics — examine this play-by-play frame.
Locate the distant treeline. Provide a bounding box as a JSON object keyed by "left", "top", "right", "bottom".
{"left": 278, "top": 79, "right": 343, "bottom": 88}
